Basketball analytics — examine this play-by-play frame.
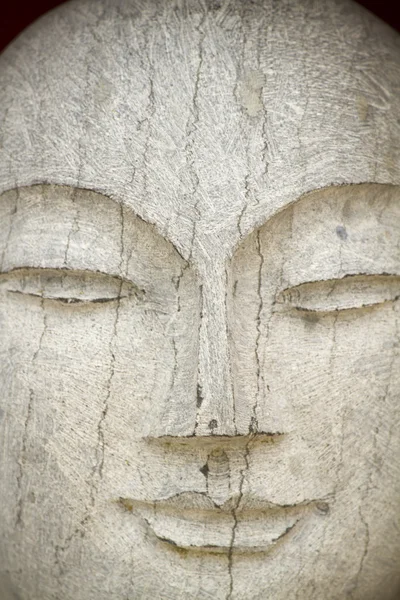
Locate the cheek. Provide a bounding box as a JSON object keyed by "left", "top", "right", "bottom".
{"left": 262, "top": 303, "right": 400, "bottom": 488}
{"left": 0, "top": 297, "right": 125, "bottom": 535}
{"left": 0, "top": 297, "right": 181, "bottom": 513}
{"left": 0, "top": 294, "right": 196, "bottom": 591}
{"left": 230, "top": 283, "right": 400, "bottom": 504}
{"left": 0, "top": 276, "right": 200, "bottom": 499}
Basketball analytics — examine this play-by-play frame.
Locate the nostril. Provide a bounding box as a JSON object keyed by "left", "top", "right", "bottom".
{"left": 196, "top": 384, "right": 204, "bottom": 409}
{"left": 208, "top": 419, "right": 218, "bottom": 433}
{"left": 249, "top": 416, "right": 258, "bottom": 434}
{"left": 200, "top": 463, "right": 209, "bottom": 477}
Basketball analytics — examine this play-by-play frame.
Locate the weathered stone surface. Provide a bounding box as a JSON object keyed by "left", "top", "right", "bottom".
{"left": 0, "top": 1, "right": 399, "bottom": 598}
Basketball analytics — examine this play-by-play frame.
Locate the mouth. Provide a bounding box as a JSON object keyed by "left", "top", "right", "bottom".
{"left": 117, "top": 492, "right": 329, "bottom": 554}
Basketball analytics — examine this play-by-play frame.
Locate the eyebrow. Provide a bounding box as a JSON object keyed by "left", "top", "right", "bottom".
{"left": 1, "top": 184, "right": 189, "bottom": 265}
{"left": 2, "top": 183, "right": 398, "bottom": 267}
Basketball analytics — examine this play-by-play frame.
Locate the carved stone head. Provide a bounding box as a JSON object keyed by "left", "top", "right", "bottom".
{"left": 0, "top": 0, "right": 399, "bottom": 598}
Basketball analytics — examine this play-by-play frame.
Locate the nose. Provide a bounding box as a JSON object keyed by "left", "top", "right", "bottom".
{"left": 192, "top": 262, "right": 236, "bottom": 436}
{"left": 147, "top": 258, "right": 284, "bottom": 441}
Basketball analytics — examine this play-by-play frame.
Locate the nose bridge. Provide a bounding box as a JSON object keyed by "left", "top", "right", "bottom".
{"left": 195, "top": 263, "right": 236, "bottom": 437}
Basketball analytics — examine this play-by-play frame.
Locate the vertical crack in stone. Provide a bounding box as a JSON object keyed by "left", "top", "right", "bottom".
{"left": 17, "top": 295, "right": 47, "bottom": 527}
{"left": 140, "top": 75, "right": 155, "bottom": 200}
{"left": 193, "top": 283, "right": 204, "bottom": 435}
{"left": 225, "top": 267, "right": 237, "bottom": 435}
{"left": 95, "top": 287, "right": 120, "bottom": 486}
{"left": 352, "top": 504, "right": 370, "bottom": 597}
{"left": 167, "top": 337, "right": 179, "bottom": 408}
{"left": 34, "top": 298, "right": 47, "bottom": 356}
{"left": 32, "top": 297, "right": 48, "bottom": 363}
{"left": 384, "top": 304, "right": 400, "bottom": 455}
{"left": 261, "top": 116, "right": 269, "bottom": 180}
{"left": 237, "top": 200, "right": 247, "bottom": 238}
{"left": 237, "top": 170, "right": 251, "bottom": 238}
{"left": 337, "top": 199, "right": 351, "bottom": 278}
{"left": 15, "top": 389, "right": 34, "bottom": 527}
{"left": 227, "top": 440, "right": 251, "bottom": 600}
{"left": 90, "top": 204, "right": 124, "bottom": 503}
{"left": 328, "top": 313, "right": 338, "bottom": 374}
{"left": 135, "top": 14, "right": 157, "bottom": 204}
{"left": 163, "top": 265, "right": 189, "bottom": 426}
{"left": 235, "top": 9, "right": 249, "bottom": 237}
{"left": 64, "top": 187, "right": 80, "bottom": 267}
{"left": 54, "top": 514, "right": 92, "bottom": 581}
{"left": 256, "top": 13, "right": 269, "bottom": 181}
{"left": 251, "top": 230, "right": 264, "bottom": 433}
{"left": 1, "top": 188, "right": 17, "bottom": 271}
{"left": 185, "top": 10, "right": 206, "bottom": 259}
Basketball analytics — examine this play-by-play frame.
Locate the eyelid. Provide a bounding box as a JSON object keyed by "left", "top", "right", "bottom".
{"left": 0, "top": 267, "right": 145, "bottom": 305}
{"left": 276, "top": 274, "right": 400, "bottom": 313}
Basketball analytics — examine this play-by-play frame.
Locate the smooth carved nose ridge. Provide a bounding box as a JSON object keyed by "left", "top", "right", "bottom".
{"left": 191, "top": 267, "right": 241, "bottom": 437}
{"left": 156, "top": 264, "right": 282, "bottom": 439}
{"left": 158, "top": 263, "right": 280, "bottom": 439}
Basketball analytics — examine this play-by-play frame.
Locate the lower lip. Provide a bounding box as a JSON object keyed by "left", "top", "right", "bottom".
{"left": 145, "top": 513, "right": 301, "bottom": 554}
{"left": 119, "top": 500, "right": 325, "bottom": 554}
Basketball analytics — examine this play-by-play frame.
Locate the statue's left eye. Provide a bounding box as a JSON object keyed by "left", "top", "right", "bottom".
{"left": 276, "top": 274, "right": 400, "bottom": 313}
{"left": 0, "top": 267, "right": 144, "bottom": 305}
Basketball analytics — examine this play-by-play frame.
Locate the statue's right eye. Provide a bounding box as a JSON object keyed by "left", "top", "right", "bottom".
{"left": 0, "top": 268, "right": 144, "bottom": 306}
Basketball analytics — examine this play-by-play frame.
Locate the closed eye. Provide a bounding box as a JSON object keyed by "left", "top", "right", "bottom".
{"left": 276, "top": 274, "right": 400, "bottom": 313}
{"left": 0, "top": 267, "right": 144, "bottom": 305}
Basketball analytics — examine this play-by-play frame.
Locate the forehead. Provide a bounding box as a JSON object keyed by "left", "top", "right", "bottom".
{"left": 0, "top": 0, "right": 400, "bottom": 262}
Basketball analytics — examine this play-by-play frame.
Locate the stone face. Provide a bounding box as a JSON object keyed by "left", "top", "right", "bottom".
{"left": 0, "top": 1, "right": 399, "bottom": 599}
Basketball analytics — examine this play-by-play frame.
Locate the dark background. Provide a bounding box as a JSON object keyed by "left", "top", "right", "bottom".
{"left": 0, "top": 0, "right": 400, "bottom": 53}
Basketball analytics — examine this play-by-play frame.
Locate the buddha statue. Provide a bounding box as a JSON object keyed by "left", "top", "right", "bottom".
{"left": 0, "top": 0, "right": 399, "bottom": 598}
